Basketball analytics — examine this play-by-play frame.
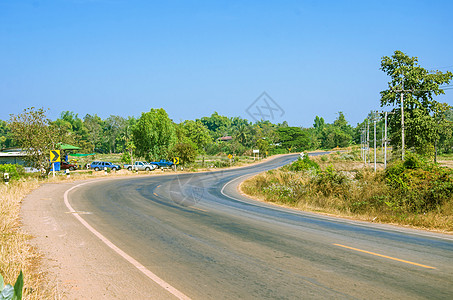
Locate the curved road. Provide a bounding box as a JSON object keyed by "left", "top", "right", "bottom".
{"left": 67, "top": 154, "right": 453, "bottom": 299}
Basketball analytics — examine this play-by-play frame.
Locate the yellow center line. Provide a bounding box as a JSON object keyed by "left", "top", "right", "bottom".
{"left": 192, "top": 207, "right": 208, "bottom": 212}
{"left": 333, "top": 243, "right": 436, "bottom": 270}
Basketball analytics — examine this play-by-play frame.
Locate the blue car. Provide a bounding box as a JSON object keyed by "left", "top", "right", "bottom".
{"left": 90, "top": 161, "right": 121, "bottom": 171}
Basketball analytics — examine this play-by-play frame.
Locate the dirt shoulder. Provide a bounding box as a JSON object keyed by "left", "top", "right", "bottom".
{"left": 20, "top": 179, "right": 176, "bottom": 299}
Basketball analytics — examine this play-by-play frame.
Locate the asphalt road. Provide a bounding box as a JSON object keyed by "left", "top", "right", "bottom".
{"left": 68, "top": 154, "right": 453, "bottom": 299}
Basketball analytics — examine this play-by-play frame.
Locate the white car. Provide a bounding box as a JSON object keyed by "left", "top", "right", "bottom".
{"left": 124, "top": 161, "right": 157, "bottom": 171}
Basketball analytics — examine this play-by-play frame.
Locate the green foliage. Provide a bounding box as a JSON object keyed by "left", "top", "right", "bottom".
{"left": 270, "top": 148, "right": 288, "bottom": 155}
{"left": 120, "top": 152, "right": 132, "bottom": 164}
{"left": 288, "top": 156, "right": 320, "bottom": 172}
{"left": 0, "top": 164, "right": 25, "bottom": 181}
{"left": 277, "top": 127, "right": 309, "bottom": 151}
{"left": 183, "top": 120, "right": 212, "bottom": 152}
{"left": 256, "top": 139, "right": 270, "bottom": 156}
{"left": 312, "top": 165, "right": 350, "bottom": 198}
{"left": 0, "top": 270, "right": 23, "bottom": 300}
{"left": 0, "top": 120, "right": 14, "bottom": 149}
{"left": 200, "top": 112, "right": 231, "bottom": 139}
{"left": 172, "top": 142, "right": 198, "bottom": 165}
{"left": 262, "top": 184, "right": 296, "bottom": 203}
{"left": 385, "top": 153, "right": 453, "bottom": 212}
{"left": 308, "top": 113, "right": 354, "bottom": 150}
{"left": 380, "top": 50, "right": 453, "bottom": 156}
{"left": 9, "top": 107, "right": 73, "bottom": 175}
{"left": 132, "top": 108, "right": 176, "bottom": 161}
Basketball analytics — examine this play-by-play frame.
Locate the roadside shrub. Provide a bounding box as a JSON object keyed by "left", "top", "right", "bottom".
{"left": 262, "top": 184, "right": 296, "bottom": 203}
{"left": 0, "top": 164, "right": 25, "bottom": 181}
{"left": 288, "top": 156, "right": 320, "bottom": 172}
{"left": 385, "top": 153, "right": 453, "bottom": 212}
{"left": 212, "top": 160, "right": 230, "bottom": 168}
{"left": 120, "top": 152, "right": 132, "bottom": 164}
{"left": 270, "top": 148, "right": 288, "bottom": 155}
{"left": 312, "top": 165, "right": 350, "bottom": 198}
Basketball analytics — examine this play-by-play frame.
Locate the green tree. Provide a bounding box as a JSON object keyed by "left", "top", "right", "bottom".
{"left": 437, "top": 108, "right": 453, "bottom": 155}
{"left": 54, "top": 111, "right": 91, "bottom": 152}
{"left": 183, "top": 120, "right": 212, "bottom": 152}
{"left": 83, "top": 114, "right": 104, "bottom": 152}
{"left": 132, "top": 108, "right": 177, "bottom": 161}
{"left": 313, "top": 116, "right": 325, "bottom": 133}
{"left": 234, "top": 123, "right": 249, "bottom": 146}
{"left": 103, "top": 115, "right": 127, "bottom": 153}
{"left": 432, "top": 103, "right": 453, "bottom": 161}
{"left": 0, "top": 120, "right": 14, "bottom": 149}
{"left": 9, "top": 107, "right": 70, "bottom": 174}
{"left": 172, "top": 142, "right": 198, "bottom": 165}
{"left": 277, "top": 127, "right": 309, "bottom": 151}
{"left": 380, "top": 50, "right": 453, "bottom": 156}
{"left": 200, "top": 112, "right": 231, "bottom": 139}
{"left": 256, "top": 138, "right": 270, "bottom": 156}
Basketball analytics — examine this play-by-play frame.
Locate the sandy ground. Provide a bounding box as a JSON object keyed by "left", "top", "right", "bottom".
{"left": 21, "top": 180, "right": 177, "bottom": 299}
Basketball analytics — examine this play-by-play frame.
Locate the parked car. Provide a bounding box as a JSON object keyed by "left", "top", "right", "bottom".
{"left": 149, "top": 159, "right": 174, "bottom": 168}
{"left": 60, "top": 161, "right": 78, "bottom": 171}
{"left": 124, "top": 161, "right": 157, "bottom": 171}
{"left": 90, "top": 161, "right": 121, "bottom": 171}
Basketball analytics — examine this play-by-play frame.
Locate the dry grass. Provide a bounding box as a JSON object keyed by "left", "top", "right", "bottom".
{"left": 241, "top": 152, "right": 453, "bottom": 233}
{"left": 0, "top": 179, "right": 59, "bottom": 299}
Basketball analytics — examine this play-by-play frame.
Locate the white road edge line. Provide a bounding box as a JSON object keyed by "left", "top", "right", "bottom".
{"left": 220, "top": 172, "right": 453, "bottom": 242}
{"left": 64, "top": 181, "right": 191, "bottom": 300}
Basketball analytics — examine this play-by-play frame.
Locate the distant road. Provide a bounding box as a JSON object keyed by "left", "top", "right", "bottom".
{"left": 68, "top": 153, "right": 453, "bottom": 299}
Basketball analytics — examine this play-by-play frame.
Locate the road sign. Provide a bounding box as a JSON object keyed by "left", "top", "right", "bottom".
{"left": 50, "top": 150, "right": 60, "bottom": 163}
{"left": 173, "top": 157, "right": 180, "bottom": 165}
{"left": 227, "top": 154, "right": 233, "bottom": 160}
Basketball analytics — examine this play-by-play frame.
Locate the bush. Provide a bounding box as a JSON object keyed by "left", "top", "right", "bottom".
{"left": 120, "top": 152, "right": 132, "bottom": 164}
{"left": 270, "top": 148, "right": 288, "bottom": 155}
{"left": 385, "top": 153, "right": 453, "bottom": 212}
{"left": 288, "top": 156, "right": 320, "bottom": 172}
{"left": 312, "top": 165, "right": 350, "bottom": 198}
{"left": 0, "top": 164, "right": 25, "bottom": 181}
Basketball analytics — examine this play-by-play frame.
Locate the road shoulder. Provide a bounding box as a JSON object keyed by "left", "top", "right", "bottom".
{"left": 20, "top": 180, "right": 176, "bottom": 299}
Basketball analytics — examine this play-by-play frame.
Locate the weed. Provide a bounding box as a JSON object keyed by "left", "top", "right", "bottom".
{"left": 242, "top": 152, "right": 453, "bottom": 231}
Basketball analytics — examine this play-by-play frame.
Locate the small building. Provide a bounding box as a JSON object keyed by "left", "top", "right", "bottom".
{"left": 218, "top": 136, "right": 233, "bottom": 142}
{"left": 0, "top": 148, "right": 28, "bottom": 166}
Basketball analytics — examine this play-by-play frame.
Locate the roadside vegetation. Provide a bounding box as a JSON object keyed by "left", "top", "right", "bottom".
{"left": 242, "top": 152, "right": 453, "bottom": 231}
{"left": 0, "top": 171, "right": 55, "bottom": 299}
{"left": 0, "top": 50, "right": 452, "bottom": 297}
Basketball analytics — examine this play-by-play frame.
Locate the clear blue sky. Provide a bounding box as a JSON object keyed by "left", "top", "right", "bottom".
{"left": 1, "top": 0, "right": 452, "bottom": 127}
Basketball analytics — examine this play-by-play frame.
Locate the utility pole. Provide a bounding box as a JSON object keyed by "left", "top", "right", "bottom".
{"left": 374, "top": 120, "right": 377, "bottom": 172}
{"left": 384, "top": 111, "right": 388, "bottom": 169}
{"left": 400, "top": 90, "right": 405, "bottom": 160}
{"left": 366, "top": 119, "right": 370, "bottom": 166}
{"left": 360, "top": 128, "right": 363, "bottom": 162}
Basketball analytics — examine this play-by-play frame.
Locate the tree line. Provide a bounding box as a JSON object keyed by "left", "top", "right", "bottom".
{"left": 1, "top": 50, "right": 452, "bottom": 171}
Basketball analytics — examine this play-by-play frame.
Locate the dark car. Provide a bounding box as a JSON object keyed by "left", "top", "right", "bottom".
{"left": 149, "top": 159, "right": 174, "bottom": 168}
{"left": 61, "top": 161, "right": 78, "bottom": 171}
{"left": 90, "top": 161, "right": 121, "bottom": 171}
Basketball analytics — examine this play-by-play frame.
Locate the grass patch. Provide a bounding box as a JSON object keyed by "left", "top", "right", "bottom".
{"left": 0, "top": 179, "right": 58, "bottom": 299}
{"left": 242, "top": 152, "right": 453, "bottom": 232}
